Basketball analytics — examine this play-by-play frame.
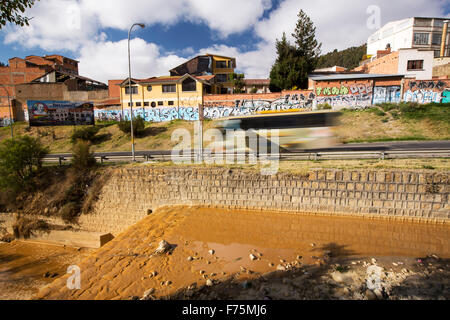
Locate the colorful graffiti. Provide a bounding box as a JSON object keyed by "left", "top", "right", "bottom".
{"left": 316, "top": 83, "right": 373, "bottom": 108}
{"left": 373, "top": 86, "right": 401, "bottom": 104}
{"left": 404, "top": 80, "right": 450, "bottom": 104}
{"left": 95, "top": 106, "right": 199, "bottom": 122}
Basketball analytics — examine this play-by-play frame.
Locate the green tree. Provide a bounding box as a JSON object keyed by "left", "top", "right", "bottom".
{"left": 292, "top": 9, "right": 322, "bottom": 62}
{"left": 71, "top": 140, "right": 96, "bottom": 170}
{"left": 316, "top": 44, "right": 367, "bottom": 70}
{"left": 0, "top": 0, "right": 39, "bottom": 29}
{"left": 269, "top": 10, "right": 322, "bottom": 91}
{"left": 0, "top": 136, "right": 48, "bottom": 191}
{"left": 231, "top": 73, "right": 245, "bottom": 93}
{"left": 269, "top": 33, "right": 307, "bottom": 92}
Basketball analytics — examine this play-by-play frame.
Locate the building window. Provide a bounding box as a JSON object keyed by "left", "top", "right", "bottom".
{"left": 182, "top": 78, "right": 197, "bottom": 92}
{"left": 162, "top": 84, "right": 176, "bottom": 93}
{"left": 168, "top": 101, "right": 174, "bottom": 106}
{"left": 407, "top": 60, "right": 424, "bottom": 70}
{"left": 136, "top": 102, "right": 142, "bottom": 107}
{"left": 147, "top": 85, "right": 152, "bottom": 92}
{"left": 435, "top": 50, "right": 442, "bottom": 58}
{"left": 432, "top": 33, "right": 442, "bottom": 45}
{"left": 414, "top": 33, "right": 429, "bottom": 45}
{"left": 151, "top": 102, "right": 156, "bottom": 108}
{"left": 144, "top": 102, "right": 149, "bottom": 107}
{"left": 216, "top": 60, "right": 227, "bottom": 68}
{"left": 128, "top": 102, "right": 133, "bottom": 107}
{"left": 216, "top": 74, "right": 229, "bottom": 83}
{"left": 158, "top": 101, "right": 164, "bottom": 106}
{"left": 125, "top": 86, "right": 138, "bottom": 94}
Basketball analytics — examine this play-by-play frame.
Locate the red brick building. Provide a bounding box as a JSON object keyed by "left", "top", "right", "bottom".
{"left": 0, "top": 55, "right": 79, "bottom": 120}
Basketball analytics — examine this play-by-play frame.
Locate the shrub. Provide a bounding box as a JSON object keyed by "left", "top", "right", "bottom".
{"left": 60, "top": 202, "right": 80, "bottom": 223}
{"left": 71, "top": 126, "right": 100, "bottom": 143}
{"left": 391, "top": 111, "right": 400, "bottom": 120}
{"left": 12, "top": 216, "right": 49, "bottom": 239}
{"left": 71, "top": 140, "right": 96, "bottom": 170}
{"left": 118, "top": 116, "right": 145, "bottom": 136}
{"left": 381, "top": 118, "right": 389, "bottom": 123}
{"left": 0, "top": 136, "right": 49, "bottom": 192}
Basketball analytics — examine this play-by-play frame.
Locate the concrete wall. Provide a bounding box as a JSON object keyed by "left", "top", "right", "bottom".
{"left": 398, "top": 49, "right": 434, "bottom": 80}
{"left": 76, "top": 167, "right": 449, "bottom": 235}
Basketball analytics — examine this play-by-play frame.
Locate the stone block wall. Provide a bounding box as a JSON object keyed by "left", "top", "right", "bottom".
{"left": 76, "top": 167, "right": 449, "bottom": 235}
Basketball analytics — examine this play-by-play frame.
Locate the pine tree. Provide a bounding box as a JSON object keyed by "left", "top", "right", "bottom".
{"left": 292, "top": 10, "right": 322, "bottom": 61}
{"left": 269, "top": 10, "right": 322, "bottom": 91}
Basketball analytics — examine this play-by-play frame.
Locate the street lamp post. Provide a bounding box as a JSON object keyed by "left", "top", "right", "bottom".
{"left": 0, "top": 84, "right": 14, "bottom": 139}
{"left": 128, "top": 23, "right": 145, "bottom": 162}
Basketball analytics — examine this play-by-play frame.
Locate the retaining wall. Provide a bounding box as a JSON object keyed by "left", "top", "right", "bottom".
{"left": 76, "top": 167, "right": 449, "bottom": 235}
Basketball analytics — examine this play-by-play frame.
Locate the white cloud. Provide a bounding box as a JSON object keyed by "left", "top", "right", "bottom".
{"left": 2, "top": 0, "right": 449, "bottom": 82}
{"left": 4, "top": 0, "right": 100, "bottom": 51}
{"left": 77, "top": 38, "right": 186, "bottom": 83}
{"left": 255, "top": 0, "right": 449, "bottom": 54}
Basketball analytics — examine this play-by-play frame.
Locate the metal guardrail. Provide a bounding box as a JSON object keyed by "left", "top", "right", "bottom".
{"left": 43, "top": 149, "right": 450, "bottom": 164}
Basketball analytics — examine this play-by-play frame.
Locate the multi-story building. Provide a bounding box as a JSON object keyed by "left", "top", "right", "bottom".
{"left": 367, "top": 17, "right": 450, "bottom": 58}
{"left": 0, "top": 54, "right": 80, "bottom": 121}
{"left": 119, "top": 74, "right": 214, "bottom": 112}
{"left": 169, "top": 54, "right": 236, "bottom": 94}
{"left": 354, "top": 48, "right": 435, "bottom": 80}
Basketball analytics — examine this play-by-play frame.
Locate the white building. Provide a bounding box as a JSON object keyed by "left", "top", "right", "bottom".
{"left": 367, "top": 17, "right": 450, "bottom": 58}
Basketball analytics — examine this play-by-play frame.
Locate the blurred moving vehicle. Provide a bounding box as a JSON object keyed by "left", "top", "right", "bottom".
{"left": 209, "top": 110, "right": 341, "bottom": 153}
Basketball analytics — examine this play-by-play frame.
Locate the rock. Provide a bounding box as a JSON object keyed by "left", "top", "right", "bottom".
{"left": 150, "top": 271, "right": 158, "bottom": 278}
{"left": 206, "top": 261, "right": 211, "bottom": 265}
{"left": 392, "top": 263, "right": 398, "bottom": 266}
{"left": 280, "top": 259, "right": 286, "bottom": 263}
{"left": 188, "top": 283, "right": 197, "bottom": 290}
{"left": 373, "top": 289, "right": 383, "bottom": 300}
{"left": 206, "top": 279, "right": 213, "bottom": 287}
{"left": 165, "top": 281, "right": 172, "bottom": 286}
{"left": 187, "top": 256, "right": 194, "bottom": 261}
{"left": 310, "top": 243, "right": 316, "bottom": 247}
{"left": 351, "top": 262, "right": 357, "bottom": 265}
{"left": 209, "top": 250, "right": 215, "bottom": 255}
{"left": 43, "top": 272, "right": 51, "bottom": 278}
{"left": 297, "top": 255, "right": 302, "bottom": 260}
{"left": 269, "top": 263, "right": 275, "bottom": 267}
{"left": 371, "top": 258, "right": 377, "bottom": 264}
{"left": 249, "top": 254, "right": 258, "bottom": 261}
{"left": 199, "top": 270, "right": 205, "bottom": 275}
{"left": 210, "top": 273, "right": 217, "bottom": 277}
{"left": 330, "top": 271, "right": 357, "bottom": 284}
{"left": 44, "top": 208, "right": 49, "bottom": 214}
{"left": 154, "top": 240, "right": 172, "bottom": 255}
{"left": 276, "top": 265, "right": 286, "bottom": 271}
{"left": 365, "top": 290, "right": 378, "bottom": 300}
{"left": 143, "top": 288, "right": 155, "bottom": 297}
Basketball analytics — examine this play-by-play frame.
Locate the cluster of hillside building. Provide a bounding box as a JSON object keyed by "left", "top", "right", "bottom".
{"left": 0, "top": 16, "right": 449, "bottom": 124}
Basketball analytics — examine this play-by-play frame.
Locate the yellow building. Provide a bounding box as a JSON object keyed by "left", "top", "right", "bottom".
{"left": 169, "top": 54, "right": 236, "bottom": 94}
{"left": 119, "top": 74, "right": 214, "bottom": 111}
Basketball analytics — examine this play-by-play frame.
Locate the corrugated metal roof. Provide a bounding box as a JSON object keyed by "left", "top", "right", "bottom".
{"left": 309, "top": 73, "right": 405, "bottom": 81}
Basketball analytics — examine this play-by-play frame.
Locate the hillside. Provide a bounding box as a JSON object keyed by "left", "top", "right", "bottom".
{"left": 316, "top": 44, "right": 367, "bottom": 70}
{"left": 0, "top": 103, "right": 448, "bottom": 153}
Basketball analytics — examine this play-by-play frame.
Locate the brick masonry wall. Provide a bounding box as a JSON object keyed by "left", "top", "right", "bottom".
{"left": 76, "top": 167, "right": 449, "bottom": 235}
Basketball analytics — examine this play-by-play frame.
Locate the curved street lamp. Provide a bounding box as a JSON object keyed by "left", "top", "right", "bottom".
{"left": 0, "top": 84, "right": 14, "bottom": 139}
{"left": 128, "top": 23, "right": 145, "bottom": 162}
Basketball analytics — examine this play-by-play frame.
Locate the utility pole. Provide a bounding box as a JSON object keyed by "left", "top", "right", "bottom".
{"left": 128, "top": 23, "right": 145, "bottom": 162}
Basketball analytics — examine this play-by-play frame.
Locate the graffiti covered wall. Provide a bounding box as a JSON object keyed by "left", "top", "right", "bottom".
{"left": 403, "top": 80, "right": 450, "bottom": 104}
{"left": 95, "top": 90, "right": 316, "bottom": 123}
{"left": 315, "top": 82, "right": 373, "bottom": 108}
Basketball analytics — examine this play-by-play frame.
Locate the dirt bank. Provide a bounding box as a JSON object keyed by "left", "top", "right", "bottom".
{"left": 35, "top": 206, "right": 449, "bottom": 300}
{"left": 0, "top": 241, "right": 92, "bottom": 300}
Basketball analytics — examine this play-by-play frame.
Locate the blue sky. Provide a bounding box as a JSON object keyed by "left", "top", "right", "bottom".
{"left": 1, "top": 0, "right": 449, "bottom": 83}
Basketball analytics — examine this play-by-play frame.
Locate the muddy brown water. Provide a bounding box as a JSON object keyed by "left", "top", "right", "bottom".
{"left": 13, "top": 206, "right": 450, "bottom": 300}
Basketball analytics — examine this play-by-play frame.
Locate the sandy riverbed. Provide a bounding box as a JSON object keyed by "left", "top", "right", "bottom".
{"left": 27, "top": 206, "right": 449, "bottom": 300}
